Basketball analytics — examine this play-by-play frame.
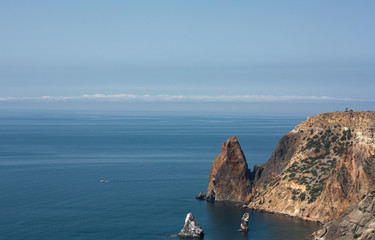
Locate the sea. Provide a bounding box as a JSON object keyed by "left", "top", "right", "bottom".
{"left": 0, "top": 111, "right": 320, "bottom": 240}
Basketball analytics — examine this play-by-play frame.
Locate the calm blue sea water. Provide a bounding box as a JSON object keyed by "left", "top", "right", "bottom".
{"left": 0, "top": 112, "right": 320, "bottom": 240}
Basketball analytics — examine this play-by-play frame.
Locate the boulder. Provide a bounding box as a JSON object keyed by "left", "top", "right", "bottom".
{"left": 178, "top": 213, "right": 204, "bottom": 238}
{"left": 195, "top": 193, "right": 206, "bottom": 200}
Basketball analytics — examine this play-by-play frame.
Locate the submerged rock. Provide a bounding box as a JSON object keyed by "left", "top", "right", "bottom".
{"left": 206, "top": 136, "right": 251, "bottom": 202}
{"left": 240, "top": 213, "right": 250, "bottom": 231}
{"left": 177, "top": 213, "right": 204, "bottom": 239}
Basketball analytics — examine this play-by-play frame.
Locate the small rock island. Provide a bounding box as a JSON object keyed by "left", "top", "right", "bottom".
{"left": 177, "top": 213, "right": 204, "bottom": 239}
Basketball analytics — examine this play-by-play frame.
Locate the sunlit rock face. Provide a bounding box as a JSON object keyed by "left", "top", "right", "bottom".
{"left": 206, "top": 136, "right": 252, "bottom": 202}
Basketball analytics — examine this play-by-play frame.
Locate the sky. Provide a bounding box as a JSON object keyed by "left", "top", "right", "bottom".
{"left": 0, "top": 1, "right": 374, "bottom": 115}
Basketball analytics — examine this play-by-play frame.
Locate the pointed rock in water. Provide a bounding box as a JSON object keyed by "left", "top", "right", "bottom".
{"left": 206, "top": 136, "right": 251, "bottom": 202}
{"left": 177, "top": 213, "right": 204, "bottom": 238}
{"left": 240, "top": 213, "right": 250, "bottom": 231}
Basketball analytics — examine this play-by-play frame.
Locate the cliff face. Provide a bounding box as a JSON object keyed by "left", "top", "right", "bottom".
{"left": 206, "top": 136, "right": 251, "bottom": 202}
{"left": 247, "top": 111, "right": 375, "bottom": 223}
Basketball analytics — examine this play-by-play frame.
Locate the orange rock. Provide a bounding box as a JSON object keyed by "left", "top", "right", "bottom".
{"left": 206, "top": 136, "right": 252, "bottom": 202}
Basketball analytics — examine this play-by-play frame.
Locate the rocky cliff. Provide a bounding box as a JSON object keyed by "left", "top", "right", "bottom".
{"left": 202, "top": 111, "right": 375, "bottom": 229}
{"left": 205, "top": 136, "right": 251, "bottom": 202}
{"left": 247, "top": 111, "right": 375, "bottom": 224}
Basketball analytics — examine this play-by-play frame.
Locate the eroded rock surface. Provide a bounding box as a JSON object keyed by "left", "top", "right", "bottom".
{"left": 205, "top": 136, "right": 251, "bottom": 202}
{"left": 177, "top": 213, "right": 204, "bottom": 239}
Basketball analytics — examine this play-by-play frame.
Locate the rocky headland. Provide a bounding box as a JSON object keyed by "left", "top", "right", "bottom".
{"left": 201, "top": 111, "right": 375, "bottom": 239}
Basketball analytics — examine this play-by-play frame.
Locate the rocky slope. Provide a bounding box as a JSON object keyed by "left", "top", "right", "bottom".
{"left": 205, "top": 136, "right": 252, "bottom": 202}
{"left": 246, "top": 111, "right": 375, "bottom": 223}
{"left": 313, "top": 192, "right": 375, "bottom": 240}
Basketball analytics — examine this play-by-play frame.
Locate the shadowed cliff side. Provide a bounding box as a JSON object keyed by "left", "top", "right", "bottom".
{"left": 205, "top": 136, "right": 251, "bottom": 202}
{"left": 251, "top": 133, "right": 300, "bottom": 187}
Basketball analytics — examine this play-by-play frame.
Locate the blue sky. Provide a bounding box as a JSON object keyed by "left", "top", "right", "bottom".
{"left": 0, "top": 1, "right": 374, "bottom": 115}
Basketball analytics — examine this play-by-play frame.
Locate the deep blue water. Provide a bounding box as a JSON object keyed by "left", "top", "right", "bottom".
{"left": 0, "top": 112, "right": 320, "bottom": 240}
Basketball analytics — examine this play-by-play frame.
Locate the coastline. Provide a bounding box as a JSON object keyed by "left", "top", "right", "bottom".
{"left": 242, "top": 205, "right": 322, "bottom": 224}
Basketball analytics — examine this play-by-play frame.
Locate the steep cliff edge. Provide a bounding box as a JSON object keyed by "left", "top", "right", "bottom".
{"left": 247, "top": 111, "right": 375, "bottom": 223}
{"left": 205, "top": 136, "right": 251, "bottom": 202}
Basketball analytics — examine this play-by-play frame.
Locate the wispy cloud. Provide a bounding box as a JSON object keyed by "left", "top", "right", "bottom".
{"left": 0, "top": 94, "right": 373, "bottom": 103}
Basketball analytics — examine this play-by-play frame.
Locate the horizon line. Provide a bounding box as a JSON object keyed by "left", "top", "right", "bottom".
{"left": 0, "top": 94, "right": 374, "bottom": 103}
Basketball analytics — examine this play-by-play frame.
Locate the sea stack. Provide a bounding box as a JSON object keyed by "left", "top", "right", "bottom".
{"left": 240, "top": 213, "right": 250, "bottom": 231}
{"left": 177, "top": 213, "right": 204, "bottom": 239}
{"left": 205, "top": 136, "right": 251, "bottom": 202}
